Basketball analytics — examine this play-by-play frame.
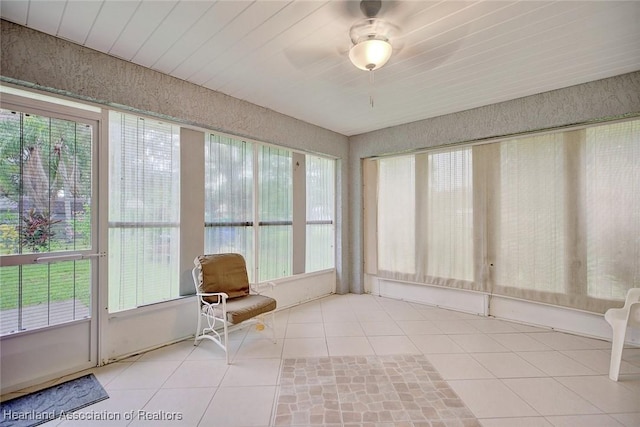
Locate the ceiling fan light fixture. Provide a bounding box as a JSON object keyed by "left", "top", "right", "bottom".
{"left": 349, "top": 38, "right": 392, "bottom": 71}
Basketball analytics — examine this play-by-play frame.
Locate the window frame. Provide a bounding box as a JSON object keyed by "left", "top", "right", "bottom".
{"left": 107, "top": 110, "right": 181, "bottom": 313}
{"left": 204, "top": 131, "right": 337, "bottom": 283}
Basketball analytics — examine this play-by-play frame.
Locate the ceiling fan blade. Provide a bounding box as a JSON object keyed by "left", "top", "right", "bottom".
{"left": 284, "top": 45, "right": 346, "bottom": 72}
{"left": 391, "top": 24, "right": 470, "bottom": 73}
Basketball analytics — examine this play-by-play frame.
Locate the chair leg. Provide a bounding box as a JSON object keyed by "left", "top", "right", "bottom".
{"left": 270, "top": 311, "right": 277, "bottom": 344}
{"left": 223, "top": 320, "right": 230, "bottom": 365}
{"left": 609, "top": 324, "right": 626, "bottom": 381}
{"left": 194, "top": 310, "right": 203, "bottom": 346}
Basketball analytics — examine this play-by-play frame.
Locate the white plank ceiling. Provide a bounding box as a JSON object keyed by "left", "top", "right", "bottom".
{"left": 2, "top": 1, "right": 639, "bottom": 136}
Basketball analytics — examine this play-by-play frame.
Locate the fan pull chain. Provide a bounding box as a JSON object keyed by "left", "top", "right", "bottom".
{"left": 369, "top": 70, "right": 375, "bottom": 108}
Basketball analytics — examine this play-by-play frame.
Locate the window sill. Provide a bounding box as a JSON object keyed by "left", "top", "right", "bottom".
{"left": 108, "top": 295, "right": 194, "bottom": 319}
{"left": 265, "top": 268, "right": 335, "bottom": 285}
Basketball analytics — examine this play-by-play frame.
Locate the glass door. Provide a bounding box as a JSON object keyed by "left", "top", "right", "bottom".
{"left": 0, "top": 98, "right": 100, "bottom": 392}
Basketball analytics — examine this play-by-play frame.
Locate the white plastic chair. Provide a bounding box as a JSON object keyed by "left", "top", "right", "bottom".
{"left": 604, "top": 287, "right": 640, "bottom": 381}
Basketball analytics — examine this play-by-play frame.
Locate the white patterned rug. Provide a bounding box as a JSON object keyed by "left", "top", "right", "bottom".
{"left": 273, "top": 354, "right": 479, "bottom": 427}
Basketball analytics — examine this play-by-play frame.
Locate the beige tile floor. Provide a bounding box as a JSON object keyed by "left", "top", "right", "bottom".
{"left": 4, "top": 293, "right": 640, "bottom": 427}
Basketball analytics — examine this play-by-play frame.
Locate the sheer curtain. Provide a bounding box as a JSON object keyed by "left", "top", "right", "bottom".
{"left": 377, "top": 155, "right": 415, "bottom": 276}
{"left": 374, "top": 151, "right": 475, "bottom": 288}
{"left": 491, "top": 133, "right": 568, "bottom": 298}
{"left": 422, "top": 149, "right": 474, "bottom": 285}
{"left": 585, "top": 120, "right": 640, "bottom": 301}
{"left": 368, "top": 118, "right": 640, "bottom": 313}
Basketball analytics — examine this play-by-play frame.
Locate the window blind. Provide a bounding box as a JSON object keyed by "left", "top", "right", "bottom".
{"left": 204, "top": 134, "right": 254, "bottom": 278}
{"left": 258, "top": 146, "right": 292, "bottom": 281}
{"left": 204, "top": 134, "right": 336, "bottom": 283}
{"left": 108, "top": 111, "right": 180, "bottom": 312}
{"left": 305, "top": 155, "right": 335, "bottom": 272}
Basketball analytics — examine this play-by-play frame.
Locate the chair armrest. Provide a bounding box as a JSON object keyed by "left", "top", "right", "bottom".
{"left": 605, "top": 307, "right": 626, "bottom": 324}
{"left": 250, "top": 281, "right": 277, "bottom": 295}
{"left": 622, "top": 288, "right": 640, "bottom": 310}
{"left": 197, "top": 292, "right": 229, "bottom": 305}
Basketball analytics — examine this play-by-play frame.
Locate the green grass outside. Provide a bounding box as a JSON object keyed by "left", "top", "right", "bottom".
{"left": 107, "top": 257, "right": 176, "bottom": 312}
{"left": 0, "top": 256, "right": 178, "bottom": 313}
{"left": 0, "top": 260, "right": 91, "bottom": 310}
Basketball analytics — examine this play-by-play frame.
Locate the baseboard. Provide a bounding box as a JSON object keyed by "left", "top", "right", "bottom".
{"left": 366, "top": 276, "right": 640, "bottom": 346}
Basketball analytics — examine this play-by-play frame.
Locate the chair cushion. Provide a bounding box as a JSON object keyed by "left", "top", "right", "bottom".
{"left": 194, "top": 253, "right": 250, "bottom": 301}
{"left": 212, "top": 294, "right": 277, "bottom": 324}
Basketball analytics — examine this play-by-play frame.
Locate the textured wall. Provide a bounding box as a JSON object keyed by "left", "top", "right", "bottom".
{"left": 0, "top": 19, "right": 351, "bottom": 292}
{"left": 0, "top": 20, "right": 348, "bottom": 155}
{"left": 349, "top": 71, "right": 640, "bottom": 293}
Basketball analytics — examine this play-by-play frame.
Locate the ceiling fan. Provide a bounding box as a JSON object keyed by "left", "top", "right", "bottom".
{"left": 283, "top": 1, "right": 403, "bottom": 73}
{"left": 347, "top": 0, "right": 400, "bottom": 72}
{"left": 284, "top": 1, "right": 462, "bottom": 106}
{"left": 342, "top": 0, "right": 404, "bottom": 107}
{"left": 285, "top": 0, "right": 465, "bottom": 80}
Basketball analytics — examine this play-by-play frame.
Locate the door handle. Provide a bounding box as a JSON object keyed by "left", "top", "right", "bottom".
{"left": 34, "top": 252, "right": 106, "bottom": 264}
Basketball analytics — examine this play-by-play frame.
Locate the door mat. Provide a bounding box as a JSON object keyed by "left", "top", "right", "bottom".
{"left": 0, "top": 373, "right": 109, "bottom": 427}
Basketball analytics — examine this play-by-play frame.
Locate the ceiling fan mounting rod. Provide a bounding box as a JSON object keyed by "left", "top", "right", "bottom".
{"left": 361, "top": 0, "right": 382, "bottom": 18}
{"left": 349, "top": 18, "right": 393, "bottom": 45}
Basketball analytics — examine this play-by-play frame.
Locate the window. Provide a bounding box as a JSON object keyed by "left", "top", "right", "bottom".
{"left": 305, "top": 155, "right": 335, "bottom": 272}
{"left": 375, "top": 151, "right": 473, "bottom": 284}
{"left": 108, "top": 111, "right": 180, "bottom": 312}
{"left": 585, "top": 120, "right": 640, "bottom": 300}
{"left": 0, "top": 109, "right": 93, "bottom": 255}
{"left": 204, "top": 134, "right": 254, "bottom": 278}
{"left": 493, "top": 134, "right": 567, "bottom": 293}
{"left": 205, "top": 134, "right": 335, "bottom": 283}
{"left": 0, "top": 107, "right": 94, "bottom": 334}
{"left": 377, "top": 155, "right": 415, "bottom": 275}
{"left": 257, "top": 146, "right": 292, "bottom": 281}
{"left": 426, "top": 149, "right": 473, "bottom": 281}
{"left": 368, "top": 118, "right": 640, "bottom": 313}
